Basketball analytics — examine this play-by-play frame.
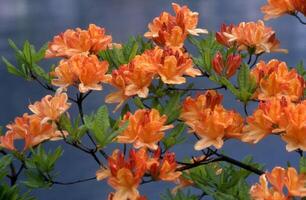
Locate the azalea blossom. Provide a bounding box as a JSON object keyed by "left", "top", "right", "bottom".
{"left": 0, "top": 114, "right": 64, "bottom": 150}
{"left": 45, "top": 24, "right": 112, "bottom": 58}
{"left": 291, "top": 0, "right": 306, "bottom": 16}
{"left": 261, "top": 0, "right": 295, "bottom": 20}
{"left": 28, "top": 93, "right": 71, "bottom": 123}
{"left": 96, "top": 149, "right": 146, "bottom": 200}
{"left": 242, "top": 97, "right": 288, "bottom": 144}
{"left": 212, "top": 52, "right": 242, "bottom": 78}
{"left": 250, "top": 167, "right": 306, "bottom": 199}
{"left": 117, "top": 109, "right": 173, "bottom": 150}
{"left": 217, "top": 20, "right": 287, "bottom": 54}
{"left": 181, "top": 90, "right": 243, "bottom": 150}
{"left": 251, "top": 59, "right": 304, "bottom": 102}
{"left": 280, "top": 100, "right": 306, "bottom": 151}
{"left": 144, "top": 3, "right": 207, "bottom": 50}
{"left": 51, "top": 54, "right": 111, "bottom": 93}
{"left": 148, "top": 149, "right": 181, "bottom": 181}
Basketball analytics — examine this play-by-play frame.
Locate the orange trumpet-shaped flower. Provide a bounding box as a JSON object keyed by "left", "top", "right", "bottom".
{"left": 212, "top": 52, "right": 242, "bottom": 78}
{"left": 216, "top": 23, "right": 235, "bottom": 48}
{"left": 157, "top": 48, "right": 201, "bottom": 84}
{"left": 1, "top": 114, "right": 64, "bottom": 150}
{"left": 172, "top": 3, "right": 208, "bottom": 36}
{"left": 144, "top": 3, "right": 207, "bottom": 50}
{"left": 261, "top": 0, "right": 295, "bottom": 20}
{"left": 96, "top": 149, "right": 147, "bottom": 200}
{"left": 291, "top": 0, "right": 306, "bottom": 16}
{"left": 181, "top": 90, "right": 243, "bottom": 150}
{"left": 242, "top": 97, "right": 288, "bottom": 144}
{"left": 46, "top": 24, "right": 112, "bottom": 58}
{"left": 117, "top": 109, "right": 173, "bottom": 150}
{"left": 280, "top": 100, "right": 306, "bottom": 151}
{"left": 28, "top": 93, "right": 71, "bottom": 123}
{"left": 251, "top": 60, "right": 304, "bottom": 102}
{"left": 219, "top": 20, "right": 287, "bottom": 54}
{"left": 250, "top": 167, "right": 306, "bottom": 199}
{"left": 105, "top": 65, "right": 131, "bottom": 111}
{"left": 51, "top": 54, "right": 111, "bottom": 93}
{"left": 149, "top": 149, "right": 181, "bottom": 182}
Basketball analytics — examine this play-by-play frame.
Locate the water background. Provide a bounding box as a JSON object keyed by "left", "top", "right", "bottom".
{"left": 0, "top": 0, "right": 305, "bottom": 199}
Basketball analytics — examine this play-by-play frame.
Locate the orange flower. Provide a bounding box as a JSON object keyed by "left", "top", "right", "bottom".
{"left": 212, "top": 52, "right": 242, "bottom": 78}
{"left": 51, "top": 54, "right": 111, "bottom": 93}
{"left": 250, "top": 167, "right": 306, "bottom": 199}
{"left": 28, "top": 93, "right": 71, "bottom": 123}
{"left": 1, "top": 114, "right": 64, "bottom": 150}
{"left": 181, "top": 90, "right": 243, "bottom": 150}
{"left": 251, "top": 60, "right": 304, "bottom": 102}
{"left": 219, "top": 20, "right": 287, "bottom": 54}
{"left": 216, "top": 23, "right": 235, "bottom": 48}
{"left": 242, "top": 97, "right": 288, "bottom": 144}
{"left": 172, "top": 3, "right": 208, "bottom": 36}
{"left": 96, "top": 149, "right": 146, "bottom": 200}
{"left": 46, "top": 24, "right": 112, "bottom": 58}
{"left": 280, "top": 100, "right": 306, "bottom": 151}
{"left": 144, "top": 3, "right": 207, "bottom": 50}
{"left": 156, "top": 48, "right": 201, "bottom": 84}
{"left": 261, "top": 0, "right": 295, "bottom": 20}
{"left": 117, "top": 109, "right": 173, "bottom": 150}
{"left": 105, "top": 65, "right": 131, "bottom": 111}
{"left": 149, "top": 150, "right": 181, "bottom": 182}
{"left": 87, "top": 24, "right": 112, "bottom": 54}
{"left": 292, "top": 0, "right": 306, "bottom": 16}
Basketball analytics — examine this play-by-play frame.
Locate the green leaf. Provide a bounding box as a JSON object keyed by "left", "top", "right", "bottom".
{"left": 162, "top": 123, "right": 186, "bottom": 150}
{"left": 0, "top": 155, "right": 13, "bottom": 180}
{"left": 2, "top": 57, "right": 25, "bottom": 78}
{"left": 300, "top": 157, "right": 306, "bottom": 174}
{"left": 23, "top": 169, "right": 51, "bottom": 189}
{"left": 162, "top": 92, "right": 182, "bottom": 124}
{"left": 133, "top": 97, "right": 145, "bottom": 109}
{"left": 0, "top": 184, "right": 35, "bottom": 200}
{"left": 161, "top": 190, "right": 198, "bottom": 200}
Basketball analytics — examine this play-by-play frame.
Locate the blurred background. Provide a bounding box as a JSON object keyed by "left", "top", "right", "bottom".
{"left": 0, "top": 0, "right": 305, "bottom": 199}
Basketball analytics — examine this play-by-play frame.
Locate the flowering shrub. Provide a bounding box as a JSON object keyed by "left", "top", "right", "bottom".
{"left": 0, "top": 1, "right": 306, "bottom": 200}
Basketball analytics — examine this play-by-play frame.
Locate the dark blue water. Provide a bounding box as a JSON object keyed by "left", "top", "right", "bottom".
{"left": 0, "top": 0, "right": 305, "bottom": 199}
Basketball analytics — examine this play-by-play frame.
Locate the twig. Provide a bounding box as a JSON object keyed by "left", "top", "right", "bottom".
{"left": 52, "top": 176, "right": 96, "bottom": 185}
{"left": 168, "top": 86, "right": 225, "bottom": 92}
{"left": 292, "top": 13, "right": 306, "bottom": 25}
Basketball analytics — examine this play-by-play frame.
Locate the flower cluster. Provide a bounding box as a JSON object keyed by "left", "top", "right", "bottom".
{"left": 46, "top": 24, "right": 112, "bottom": 58}
{"left": 96, "top": 148, "right": 180, "bottom": 200}
{"left": 251, "top": 59, "right": 304, "bottom": 101}
{"left": 51, "top": 54, "right": 111, "bottom": 93}
{"left": 243, "top": 97, "right": 306, "bottom": 151}
{"left": 105, "top": 47, "right": 201, "bottom": 109}
{"left": 250, "top": 167, "right": 306, "bottom": 199}
{"left": 261, "top": 0, "right": 306, "bottom": 20}
{"left": 180, "top": 90, "right": 244, "bottom": 150}
{"left": 0, "top": 93, "right": 70, "bottom": 150}
{"left": 216, "top": 20, "right": 287, "bottom": 54}
{"left": 116, "top": 108, "right": 173, "bottom": 150}
{"left": 144, "top": 3, "right": 207, "bottom": 50}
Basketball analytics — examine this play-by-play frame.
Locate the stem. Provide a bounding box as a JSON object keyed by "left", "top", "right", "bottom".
{"left": 243, "top": 103, "right": 249, "bottom": 116}
{"left": 292, "top": 13, "right": 306, "bottom": 25}
{"left": 247, "top": 53, "right": 253, "bottom": 65}
{"left": 52, "top": 176, "right": 96, "bottom": 185}
{"left": 168, "top": 86, "right": 225, "bottom": 92}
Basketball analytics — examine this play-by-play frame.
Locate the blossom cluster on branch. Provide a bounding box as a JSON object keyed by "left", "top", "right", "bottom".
{"left": 0, "top": 1, "right": 306, "bottom": 200}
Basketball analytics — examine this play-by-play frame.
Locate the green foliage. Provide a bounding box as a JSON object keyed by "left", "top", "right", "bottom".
{"left": 0, "top": 184, "right": 35, "bottom": 200}
{"left": 162, "top": 123, "right": 186, "bottom": 151}
{"left": 300, "top": 156, "right": 306, "bottom": 174}
{"left": 185, "top": 156, "right": 263, "bottom": 200}
{"left": 161, "top": 190, "right": 198, "bottom": 200}
{"left": 99, "top": 36, "right": 153, "bottom": 70}
{"left": 160, "top": 92, "right": 182, "bottom": 124}
{"left": 2, "top": 39, "right": 49, "bottom": 82}
{"left": 59, "top": 114, "right": 87, "bottom": 142}
{"left": 0, "top": 154, "right": 13, "bottom": 180}
{"left": 84, "top": 105, "right": 128, "bottom": 148}
{"left": 189, "top": 34, "right": 223, "bottom": 75}
{"left": 23, "top": 145, "right": 62, "bottom": 188}
{"left": 220, "top": 63, "right": 257, "bottom": 103}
